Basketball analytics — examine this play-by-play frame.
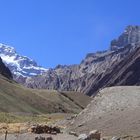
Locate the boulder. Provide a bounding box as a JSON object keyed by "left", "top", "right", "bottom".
{"left": 78, "top": 134, "right": 89, "bottom": 140}
{"left": 111, "top": 136, "right": 120, "bottom": 140}
{"left": 88, "top": 130, "right": 101, "bottom": 140}
{"left": 46, "top": 137, "right": 53, "bottom": 140}
{"left": 35, "top": 136, "right": 53, "bottom": 140}
{"left": 35, "top": 136, "right": 45, "bottom": 140}
{"left": 69, "top": 131, "right": 78, "bottom": 137}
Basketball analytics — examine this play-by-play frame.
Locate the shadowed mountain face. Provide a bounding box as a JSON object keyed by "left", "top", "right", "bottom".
{"left": 0, "top": 57, "right": 12, "bottom": 79}
{"left": 109, "top": 47, "right": 140, "bottom": 86}
{"left": 86, "top": 43, "right": 140, "bottom": 96}
{"left": 24, "top": 25, "right": 140, "bottom": 96}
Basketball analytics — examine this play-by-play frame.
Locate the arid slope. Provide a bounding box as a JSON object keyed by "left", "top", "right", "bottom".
{"left": 0, "top": 74, "right": 91, "bottom": 114}
{"left": 69, "top": 86, "right": 140, "bottom": 136}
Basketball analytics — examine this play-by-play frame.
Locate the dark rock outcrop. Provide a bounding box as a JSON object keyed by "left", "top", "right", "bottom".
{"left": 0, "top": 57, "right": 12, "bottom": 79}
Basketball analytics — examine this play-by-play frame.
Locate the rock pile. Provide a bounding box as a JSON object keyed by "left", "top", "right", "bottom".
{"left": 30, "top": 125, "right": 60, "bottom": 134}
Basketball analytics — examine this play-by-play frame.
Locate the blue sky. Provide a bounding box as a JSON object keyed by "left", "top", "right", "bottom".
{"left": 0, "top": 0, "right": 140, "bottom": 68}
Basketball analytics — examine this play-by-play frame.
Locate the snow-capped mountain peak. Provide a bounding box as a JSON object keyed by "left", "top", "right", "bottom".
{"left": 0, "top": 43, "right": 16, "bottom": 54}
{"left": 0, "top": 43, "right": 48, "bottom": 78}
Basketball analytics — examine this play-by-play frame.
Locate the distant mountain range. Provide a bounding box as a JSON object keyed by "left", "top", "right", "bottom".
{"left": 24, "top": 25, "right": 140, "bottom": 95}
{"left": 1, "top": 25, "right": 140, "bottom": 96}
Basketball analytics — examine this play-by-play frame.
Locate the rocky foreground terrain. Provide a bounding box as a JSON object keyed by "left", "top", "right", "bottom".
{"left": 0, "top": 133, "right": 78, "bottom": 140}
{"left": 69, "top": 86, "right": 140, "bottom": 137}
{"left": 0, "top": 87, "right": 140, "bottom": 140}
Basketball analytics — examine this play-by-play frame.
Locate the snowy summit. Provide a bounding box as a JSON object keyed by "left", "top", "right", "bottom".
{"left": 0, "top": 43, "right": 48, "bottom": 78}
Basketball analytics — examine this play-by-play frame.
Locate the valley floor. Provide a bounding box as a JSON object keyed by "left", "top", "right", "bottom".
{"left": 1, "top": 85, "right": 140, "bottom": 139}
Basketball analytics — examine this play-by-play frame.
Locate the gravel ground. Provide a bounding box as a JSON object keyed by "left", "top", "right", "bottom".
{"left": 69, "top": 86, "right": 140, "bottom": 136}
{"left": 0, "top": 133, "right": 77, "bottom": 140}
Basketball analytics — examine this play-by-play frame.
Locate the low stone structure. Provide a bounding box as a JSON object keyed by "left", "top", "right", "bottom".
{"left": 30, "top": 125, "right": 60, "bottom": 134}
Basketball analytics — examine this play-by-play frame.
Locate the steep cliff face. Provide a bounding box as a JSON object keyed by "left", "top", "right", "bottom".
{"left": 85, "top": 43, "right": 140, "bottom": 96}
{"left": 0, "top": 57, "right": 12, "bottom": 79}
{"left": 110, "top": 25, "right": 140, "bottom": 50}
{"left": 25, "top": 26, "right": 140, "bottom": 96}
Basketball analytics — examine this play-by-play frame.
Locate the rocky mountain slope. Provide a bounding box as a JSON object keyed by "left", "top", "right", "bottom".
{"left": 0, "top": 44, "right": 48, "bottom": 82}
{"left": 25, "top": 25, "right": 140, "bottom": 96}
{"left": 86, "top": 43, "right": 140, "bottom": 96}
{"left": 68, "top": 86, "right": 140, "bottom": 136}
